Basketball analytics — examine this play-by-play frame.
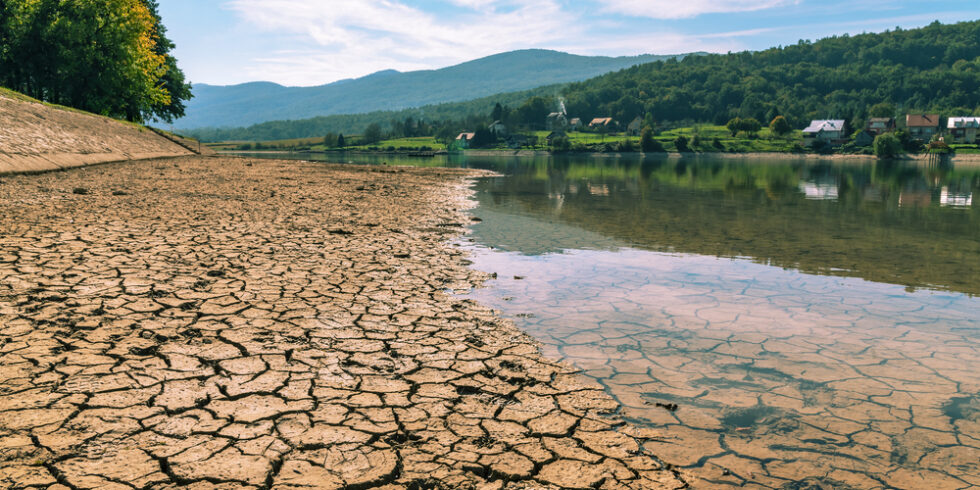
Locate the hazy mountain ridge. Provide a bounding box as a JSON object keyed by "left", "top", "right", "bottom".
{"left": 175, "top": 49, "right": 688, "bottom": 129}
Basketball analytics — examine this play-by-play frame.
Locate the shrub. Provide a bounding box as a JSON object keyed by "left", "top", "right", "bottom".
{"left": 640, "top": 127, "right": 664, "bottom": 152}
{"left": 769, "top": 116, "right": 792, "bottom": 137}
{"left": 873, "top": 133, "right": 903, "bottom": 159}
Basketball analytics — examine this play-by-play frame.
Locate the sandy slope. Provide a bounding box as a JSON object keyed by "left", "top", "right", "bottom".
{"left": 0, "top": 93, "right": 193, "bottom": 174}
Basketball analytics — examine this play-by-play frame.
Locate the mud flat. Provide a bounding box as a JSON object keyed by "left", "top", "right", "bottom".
{"left": 0, "top": 156, "right": 689, "bottom": 489}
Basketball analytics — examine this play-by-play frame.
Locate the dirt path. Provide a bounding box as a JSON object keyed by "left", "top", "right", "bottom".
{"left": 0, "top": 157, "right": 688, "bottom": 489}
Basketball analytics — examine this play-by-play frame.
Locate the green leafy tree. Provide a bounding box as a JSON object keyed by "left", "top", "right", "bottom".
{"left": 873, "top": 133, "right": 903, "bottom": 158}
{"left": 516, "top": 96, "right": 552, "bottom": 129}
{"left": 140, "top": 0, "right": 192, "bottom": 122}
{"left": 674, "top": 135, "right": 691, "bottom": 152}
{"left": 337, "top": 134, "right": 346, "bottom": 148}
{"left": 769, "top": 116, "right": 792, "bottom": 137}
{"left": 550, "top": 136, "right": 570, "bottom": 152}
{"left": 362, "top": 123, "right": 384, "bottom": 144}
{"left": 640, "top": 126, "right": 664, "bottom": 152}
{"left": 491, "top": 102, "right": 504, "bottom": 122}
{"left": 0, "top": 0, "right": 191, "bottom": 122}
{"left": 869, "top": 102, "right": 897, "bottom": 118}
{"left": 726, "top": 117, "right": 742, "bottom": 137}
{"left": 740, "top": 117, "right": 762, "bottom": 134}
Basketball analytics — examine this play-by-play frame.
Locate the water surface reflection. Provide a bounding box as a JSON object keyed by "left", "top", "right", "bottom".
{"left": 452, "top": 156, "right": 980, "bottom": 488}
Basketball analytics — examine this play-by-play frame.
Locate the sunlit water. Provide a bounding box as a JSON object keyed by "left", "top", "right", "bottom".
{"left": 242, "top": 152, "right": 980, "bottom": 488}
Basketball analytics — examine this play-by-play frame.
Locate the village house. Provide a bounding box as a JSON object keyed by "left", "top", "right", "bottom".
{"left": 947, "top": 117, "right": 980, "bottom": 144}
{"left": 546, "top": 112, "right": 567, "bottom": 131}
{"left": 866, "top": 117, "right": 895, "bottom": 136}
{"left": 568, "top": 118, "right": 583, "bottom": 130}
{"left": 455, "top": 132, "right": 475, "bottom": 149}
{"left": 589, "top": 117, "right": 617, "bottom": 130}
{"left": 802, "top": 120, "right": 848, "bottom": 146}
{"left": 906, "top": 114, "right": 941, "bottom": 141}
{"left": 488, "top": 120, "right": 507, "bottom": 137}
{"left": 626, "top": 117, "right": 643, "bottom": 136}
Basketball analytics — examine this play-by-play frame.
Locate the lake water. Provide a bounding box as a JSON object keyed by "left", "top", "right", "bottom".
{"left": 241, "top": 152, "right": 980, "bottom": 488}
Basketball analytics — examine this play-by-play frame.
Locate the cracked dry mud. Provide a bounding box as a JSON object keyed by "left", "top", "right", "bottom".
{"left": 0, "top": 157, "right": 688, "bottom": 489}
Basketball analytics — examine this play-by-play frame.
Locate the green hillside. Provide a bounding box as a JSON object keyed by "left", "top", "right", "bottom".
{"left": 560, "top": 20, "right": 980, "bottom": 128}
{"left": 183, "top": 85, "right": 558, "bottom": 142}
{"left": 176, "top": 49, "right": 688, "bottom": 129}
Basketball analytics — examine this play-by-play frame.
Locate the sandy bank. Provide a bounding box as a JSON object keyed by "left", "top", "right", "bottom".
{"left": 0, "top": 156, "right": 689, "bottom": 489}
{"left": 0, "top": 93, "right": 195, "bottom": 175}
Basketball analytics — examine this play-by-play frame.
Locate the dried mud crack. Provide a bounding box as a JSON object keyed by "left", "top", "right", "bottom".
{"left": 0, "top": 157, "right": 689, "bottom": 489}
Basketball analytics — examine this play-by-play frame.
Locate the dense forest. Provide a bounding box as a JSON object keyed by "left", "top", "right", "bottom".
{"left": 187, "top": 20, "right": 980, "bottom": 143}
{"left": 0, "top": 0, "right": 191, "bottom": 122}
{"left": 562, "top": 20, "right": 980, "bottom": 129}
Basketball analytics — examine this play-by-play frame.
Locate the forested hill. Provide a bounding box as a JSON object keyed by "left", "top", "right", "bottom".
{"left": 183, "top": 85, "right": 557, "bottom": 142}
{"left": 175, "top": 50, "right": 687, "bottom": 129}
{"left": 560, "top": 20, "right": 980, "bottom": 128}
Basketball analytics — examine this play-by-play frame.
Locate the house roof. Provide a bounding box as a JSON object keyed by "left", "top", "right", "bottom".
{"left": 456, "top": 132, "right": 475, "bottom": 140}
{"left": 948, "top": 117, "right": 980, "bottom": 129}
{"left": 547, "top": 112, "right": 565, "bottom": 118}
{"left": 590, "top": 117, "right": 614, "bottom": 125}
{"left": 803, "top": 120, "right": 845, "bottom": 133}
{"left": 906, "top": 114, "right": 940, "bottom": 127}
{"left": 569, "top": 118, "right": 582, "bottom": 124}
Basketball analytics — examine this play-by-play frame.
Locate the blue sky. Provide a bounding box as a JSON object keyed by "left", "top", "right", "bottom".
{"left": 159, "top": 0, "right": 979, "bottom": 87}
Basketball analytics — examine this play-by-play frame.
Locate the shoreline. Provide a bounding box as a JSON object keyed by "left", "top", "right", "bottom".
{"left": 220, "top": 148, "right": 980, "bottom": 164}
{"left": 0, "top": 156, "right": 692, "bottom": 488}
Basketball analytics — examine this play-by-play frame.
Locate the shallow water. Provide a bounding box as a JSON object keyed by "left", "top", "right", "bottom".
{"left": 248, "top": 152, "right": 980, "bottom": 488}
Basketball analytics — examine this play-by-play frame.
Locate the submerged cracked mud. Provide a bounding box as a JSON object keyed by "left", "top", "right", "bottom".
{"left": 0, "top": 157, "right": 688, "bottom": 489}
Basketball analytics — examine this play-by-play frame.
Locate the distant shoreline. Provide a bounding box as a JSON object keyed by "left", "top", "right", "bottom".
{"left": 219, "top": 148, "right": 980, "bottom": 165}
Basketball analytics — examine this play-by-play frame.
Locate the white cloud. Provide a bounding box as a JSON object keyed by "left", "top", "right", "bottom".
{"left": 596, "top": 0, "right": 797, "bottom": 19}
{"left": 224, "top": 0, "right": 582, "bottom": 85}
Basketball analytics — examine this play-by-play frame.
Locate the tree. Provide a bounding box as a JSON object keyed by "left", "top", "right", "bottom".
{"left": 550, "top": 136, "right": 570, "bottom": 152}
{"left": 323, "top": 132, "right": 338, "bottom": 147}
{"left": 726, "top": 117, "right": 742, "bottom": 137}
{"left": 727, "top": 117, "right": 761, "bottom": 136}
{"left": 674, "top": 135, "right": 691, "bottom": 152}
{"left": 869, "top": 102, "right": 897, "bottom": 118}
{"left": 471, "top": 128, "right": 493, "bottom": 148}
{"left": 337, "top": 134, "right": 346, "bottom": 148}
{"left": 516, "top": 96, "right": 552, "bottom": 129}
{"left": 873, "top": 133, "right": 903, "bottom": 158}
{"left": 769, "top": 116, "right": 792, "bottom": 137}
{"left": 491, "top": 102, "right": 504, "bottom": 122}
{"left": 0, "top": 0, "right": 191, "bottom": 122}
{"left": 740, "top": 117, "right": 762, "bottom": 134}
{"left": 362, "top": 123, "right": 384, "bottom": 145}
{"left": 140, "top": 0, "right": 192, "bottom": 122}
{"left": 640, "top": 126, "right": 664, "bottom": 152}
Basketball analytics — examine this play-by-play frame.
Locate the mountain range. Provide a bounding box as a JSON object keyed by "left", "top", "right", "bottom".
{"left": 174, "top": 49, "right": 688, "bottom": 129}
